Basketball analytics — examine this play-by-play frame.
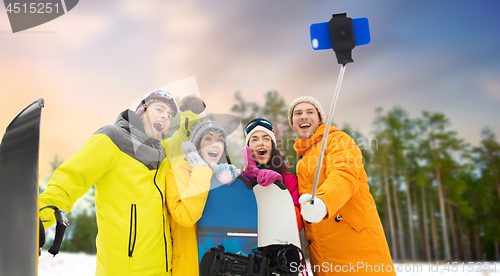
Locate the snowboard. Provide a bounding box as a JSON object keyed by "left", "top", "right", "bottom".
{"left": 197, "top": 175, "right": 306, "bottom": 276}
{"left": 0, "top": 99, "right": 44, "bottom": 276}
{"left": 197, "top": 175, "right": 258, "bottom": 263}
{"left": 253, "top": 183, "right": 301, "bottom": 248}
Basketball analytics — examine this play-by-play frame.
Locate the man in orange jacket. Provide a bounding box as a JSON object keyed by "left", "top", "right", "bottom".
{"left": 289, "top": 96, "right": 395, "bottom": 275}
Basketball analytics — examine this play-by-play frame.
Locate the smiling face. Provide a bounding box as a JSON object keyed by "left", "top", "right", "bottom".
{"left": 291, "top": 102, "right": 321, "bottom": 140}
{"left": 199, "top": 130, "right": 225, "bottom": 164}
{"left": 248, "top": 130, "right": 273, "bottom": 165}
{"left": 141, "top": 102, "right": 173, "bottom": 140}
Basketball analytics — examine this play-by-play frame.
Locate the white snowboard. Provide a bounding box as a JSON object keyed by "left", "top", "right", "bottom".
{"left": 253, "top": 183, "right": 301, "bottom": 248}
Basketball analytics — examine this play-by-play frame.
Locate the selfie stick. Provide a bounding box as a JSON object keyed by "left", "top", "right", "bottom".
{"left": 310, "top": 65, "right": 346, "bottom": 203}
{"left": 309, "top": 13, "right": 370, "bottom": 204}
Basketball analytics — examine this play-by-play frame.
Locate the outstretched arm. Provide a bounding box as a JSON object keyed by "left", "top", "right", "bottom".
{"left": 39, "top": 133, "right": 118, "bottom": 229}
{"left": 315, "top": 132, "right": 363, "bottom": 219}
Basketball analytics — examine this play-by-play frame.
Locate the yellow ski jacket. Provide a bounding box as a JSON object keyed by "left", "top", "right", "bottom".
{"left": 166, "top": 159, "right": 212, "bottom": 276}
{"left": 39, "top": 109, "right": 199, "bottom": 276}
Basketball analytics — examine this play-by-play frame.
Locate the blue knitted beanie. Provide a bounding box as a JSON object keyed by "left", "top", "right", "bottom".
{"left": 190, "top": 121, "right": 228, "bottom": 151}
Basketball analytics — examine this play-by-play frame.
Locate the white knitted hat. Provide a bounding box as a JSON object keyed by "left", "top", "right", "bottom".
{"left": 245, "top": 125, "right": 277, "bottom": 146}
{"left": 288, "top": 96, "right": 325, "bottom": 127}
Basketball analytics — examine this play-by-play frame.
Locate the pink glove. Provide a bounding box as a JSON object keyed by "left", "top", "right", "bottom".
{"left": 242, "top": 146, "right": 259, "bottom": 178}
{"left": 257, "top": 169, "right": 283, "bottom": 187}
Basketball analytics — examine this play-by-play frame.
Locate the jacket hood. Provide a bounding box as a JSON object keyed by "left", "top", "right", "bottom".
{"left": 115, "top": 109, "right": 162, "bottom": 146}
{"left": 90, "top": 109, "right": 166, "bottom": 170}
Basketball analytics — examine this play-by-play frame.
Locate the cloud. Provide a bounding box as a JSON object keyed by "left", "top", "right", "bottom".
{"left": 48, "top": 11, "right": 112, "bottom": 50}
{"left": 481, "top": 74, "right": 500, "bottom": 100}
{"left": 1, "top": 3, "right": 113, "bottom": 50}
{"left": 2, "top": 0, "right": 500, "bottom": 176}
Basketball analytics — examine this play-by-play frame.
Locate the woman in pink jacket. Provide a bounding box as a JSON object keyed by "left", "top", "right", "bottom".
{"left": 241, "top": 118, "right": 303, "bottom": 231}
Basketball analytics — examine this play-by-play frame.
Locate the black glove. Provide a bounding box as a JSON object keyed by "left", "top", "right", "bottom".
{"left": 179, "top": 95, "right": 206, "bottom": 114}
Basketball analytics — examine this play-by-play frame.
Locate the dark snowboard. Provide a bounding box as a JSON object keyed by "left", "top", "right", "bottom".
{"left": 0, "top": 99, "right": 44, "bottom": 275}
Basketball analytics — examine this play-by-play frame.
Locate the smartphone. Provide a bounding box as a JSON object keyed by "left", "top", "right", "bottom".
{"left": 310, "top": 17, "right": 371, "bottom": 50}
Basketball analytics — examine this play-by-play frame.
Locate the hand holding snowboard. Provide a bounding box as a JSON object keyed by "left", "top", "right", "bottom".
{"left": 256, "top": 169, "right": 282, "bottom": 187}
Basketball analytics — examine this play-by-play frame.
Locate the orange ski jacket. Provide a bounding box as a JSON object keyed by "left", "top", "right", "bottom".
{"left": 294, "top": 124, "right": 395, "bottom": 276}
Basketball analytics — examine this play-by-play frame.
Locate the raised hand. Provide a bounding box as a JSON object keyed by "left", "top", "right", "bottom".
{"left": 241, "top": 146, "right": 259, "bottom": 178}
{"left": 179, "top": 95, "right": 206, "bottom": 114}
{"left": 182, "top": 141, "right": 208, "bottom": 167}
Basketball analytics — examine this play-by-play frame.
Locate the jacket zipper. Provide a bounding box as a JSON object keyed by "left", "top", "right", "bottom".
{"left": 128, "top": 204, "right": 137, "bottom": 257}
{"left": 153, "top": 148, "right": 168, "bottom": 272}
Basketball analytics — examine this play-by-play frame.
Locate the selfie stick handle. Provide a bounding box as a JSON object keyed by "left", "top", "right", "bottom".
{"left": 310, "top": 64, "right": 346, "bottom": 204}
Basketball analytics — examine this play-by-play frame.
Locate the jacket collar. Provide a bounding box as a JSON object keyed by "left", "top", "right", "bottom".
{"left": 115, "top": 109, "right": 161, "bottom": 147}
{"left": 293, "top": 124, "right": 338, "bottom": 156}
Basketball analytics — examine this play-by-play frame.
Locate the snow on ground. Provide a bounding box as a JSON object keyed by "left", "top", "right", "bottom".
{"left": 38, "top": 251, "right": 96, "bottom": 276}
{"left": 38, "top": 251, "right": 500, "bottom": 276}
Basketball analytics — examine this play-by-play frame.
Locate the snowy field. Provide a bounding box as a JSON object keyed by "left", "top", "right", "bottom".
{"left": 38, "top": 251, "right": 500, "bottom": 276}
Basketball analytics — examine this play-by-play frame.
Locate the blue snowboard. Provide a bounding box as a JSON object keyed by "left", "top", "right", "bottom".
{"left": 197, "top": 175, "right": 258, "bottom": 263}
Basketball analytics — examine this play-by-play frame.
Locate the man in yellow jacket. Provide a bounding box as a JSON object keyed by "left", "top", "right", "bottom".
{"left": 39, "top": 91, "right": 204, "bottom": 276}
{"left": 289, "top": 96, "right": 395, "bottom": 276}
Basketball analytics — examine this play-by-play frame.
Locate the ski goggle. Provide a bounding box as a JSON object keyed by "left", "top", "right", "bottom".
{"left": 135, "top": 90, "right": 177, "bottom": 117}
{"left": 152, "top": 90, "right": 173, "bottom": 100}
{"left": 244, "top": 118, "right": 275, "bottom": 135}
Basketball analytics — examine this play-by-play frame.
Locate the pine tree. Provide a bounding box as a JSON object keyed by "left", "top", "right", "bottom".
{"left": 230, "top": 91, "right": 260, "bottom": 126}
{"left": 60, "top": 211, "right": 97, "bottom": 254}
{"left": 417, "top": 111, "right": 468, "bottom": 260}
{"left": 471, "top": 127, "right": 500, "bottom": 260}
{"left": 473, "top": 127, "right": 500, "bottom": 201}
{"left": 371, "top": 108, "right": 398, "bottom": 259}
{"left": 385, "top": 106, "right": 417, "bottom": 260}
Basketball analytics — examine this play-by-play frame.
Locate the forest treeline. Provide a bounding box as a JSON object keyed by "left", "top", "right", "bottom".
{"left": 41, "top": 90, "right": 500, "bottom": 262}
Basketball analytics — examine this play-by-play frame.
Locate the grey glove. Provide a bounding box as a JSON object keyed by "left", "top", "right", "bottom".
{"left": 182, "top": 141, "right": 208, "bottom": 167}
{"left": 179, "top": 95, "right": 206, "bottom": 114}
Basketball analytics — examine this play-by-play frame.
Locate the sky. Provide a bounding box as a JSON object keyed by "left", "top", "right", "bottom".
{"left": 1, "top": 0, "right": 500, "bottom": 179}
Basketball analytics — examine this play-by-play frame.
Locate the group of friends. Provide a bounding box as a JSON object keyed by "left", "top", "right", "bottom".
{"left": 39, "top": 90, "right": 396, "bottom": 276}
